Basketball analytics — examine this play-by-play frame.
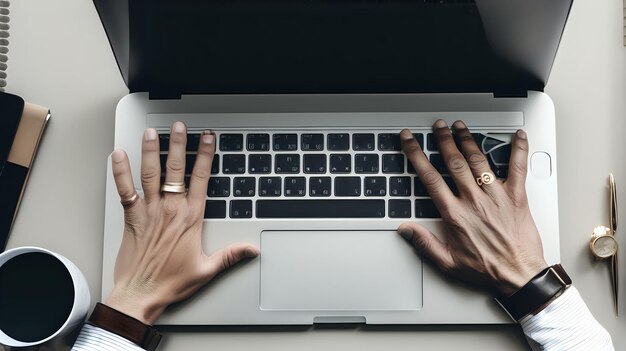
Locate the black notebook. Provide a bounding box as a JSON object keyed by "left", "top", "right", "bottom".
{"left": 0, "top": 92, "right": 50, "bottom": 251}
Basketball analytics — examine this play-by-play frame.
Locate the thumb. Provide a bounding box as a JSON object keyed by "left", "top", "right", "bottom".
{"left": 398, "top": 222, "right": 455, "bottom": 272}
{"left": 202, "top": 243, "right": 260, "bottom": 280}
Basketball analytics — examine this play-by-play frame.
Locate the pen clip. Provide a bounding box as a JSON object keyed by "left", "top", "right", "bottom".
{"left": 610, "top": 173, "right": 618, "bottom": 234}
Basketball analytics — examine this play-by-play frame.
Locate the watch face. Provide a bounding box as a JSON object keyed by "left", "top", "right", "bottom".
{"left": 593, "top": 236, "right": 618, "bottom": 258}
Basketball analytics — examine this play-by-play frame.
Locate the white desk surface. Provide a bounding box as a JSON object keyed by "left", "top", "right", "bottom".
{"left": 5, "top": 0, "right": 626, "bottom": 350}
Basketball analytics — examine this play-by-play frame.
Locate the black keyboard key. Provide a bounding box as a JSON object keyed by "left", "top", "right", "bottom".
{"left": 390, "top": 176, "right": 411, "bottom": 196}
{"left": 159, "top": 154, "right": 167, "bottom": 172}
{"left": 364, "top": 176, "right": 386, "bottom": 196}
{"left": 230, "top": 200, "right": 253, "bottom": 218}
{"left": 414, "top": 177, "right": 428, "bottom": 196}
{"left": 301, "top": 134, "right": 324, "bottom": 151}
{"left": 415, "top": 199, "right": 440, "bottom": 218}
{"left": 304, "top": 154, "right": 327, "bottom": 174}
{"left": 186, "top": 134, "right": 201, "bottom": 152}
{"left": 219, "top": 134, "right": 243, "bottom": 151}
{"left": 328, "top": 133, "right": 350, "bottom": 151}
{"left": 256, "top": 200, "right": 385, "bottom": 218}
{"left": 429, "top": 154, "right": 448, "bottom": 174}
{"left": 494, "top": 166, "right": 508, "bottom": 179}
{"left": 159, "top": 133, "right": 201, "bottom": 152}
{"left": 413, "top": 133, "right": 424, "bottom": 149}
{"left": 207, "top": 177, "right": 230, "bottom": 197}
{"left": 427, "top": 133, "right": 437, "bottom": 151}
{"left": 273, "top": 134, "right": 298, "bottom": 151}
{"left": 389, "top": 200, "right": 411, "bottom": 218}
{"left": 355, "top": 154, "right": 379, "bottom": 173}
{"left": 233, "top": 177, "right": 256, "bottom": 197}
{"left": 249, "top": 154, "right": 272, "bottom": 174}
{"left": 310, "top": 177, "right": 331, "bottom": 197}
{"left": 259, "top": 177, "right": 282, "bottom": 197}
{"left": 382, "top": 154, "right": 405, "bottom": 174}
{"left": 352, "top": 133, "right": 375, "bottom": 151}
{"left": 275, "top": 154, "right": 300, "bottom": 173}
{"left": 247, "top": 133, "right": 270, "bottom": 151}
{"left": 329, "top": 154, "right": 351, "bottom": 173}
{"left": 407, "top": 160, "right": 416, "bottom": 174}
{"left": 378, "top": 133, "right": 401, "bottom": 151}
{"left": 185, "top": 154, "right": 196, "bottom": 175}
{"left": 204, "top": 200, "right": 226, "bottom": 219}
{"left": 334, "top": 177, "right": 361, "bottom": 196}
{"left": 223, "top": 154, "right": 246, "bottom": 174}
{"left": 211, "top": 154, "right": 220, "bottom": 174}
{"left": 284, "top": 177, "right": 306, "bottom": 197}
{"left": 159, "top": 134, "right": 170, "bottom": 151}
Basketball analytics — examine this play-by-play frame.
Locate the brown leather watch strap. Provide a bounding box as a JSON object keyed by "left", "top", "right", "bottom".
{"left": 495, "top": 264, "right": 572, "bottom": 321}
{"left": 87, "top": 303, "right": 162, "bottom": 351}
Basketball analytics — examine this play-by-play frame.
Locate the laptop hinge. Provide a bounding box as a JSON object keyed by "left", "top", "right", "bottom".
{"left": 148, "top": 91, "right": 182, "bottom": 100}
{"left": 493, "top": 91, "right": 529, "bottom": 98}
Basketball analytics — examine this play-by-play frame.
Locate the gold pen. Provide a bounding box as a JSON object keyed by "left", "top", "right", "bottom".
{"left": 609, "top": 174, "right": 618, "bottom": 316}
{"left": 589, "top": 174, "right": 619, "bottom": 316}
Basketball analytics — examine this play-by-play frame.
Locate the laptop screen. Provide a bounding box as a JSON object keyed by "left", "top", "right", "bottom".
{"left": 129, "top": 0, "right": 571, "bottom": 95}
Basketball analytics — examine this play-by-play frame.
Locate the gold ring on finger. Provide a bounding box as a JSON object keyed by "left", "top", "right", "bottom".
{"left": 120, "top": 192, "right": 140, "bottom": 208}
{"left": 476, "top": 172, "right": 495, "bottom": 186}
{"left": 161, "top": 182, "right": 186, "bottom": 194}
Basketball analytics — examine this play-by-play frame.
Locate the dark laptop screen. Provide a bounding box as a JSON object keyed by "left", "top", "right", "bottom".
{"left": 130, "top": 0, "right": 571, "bottom": 95}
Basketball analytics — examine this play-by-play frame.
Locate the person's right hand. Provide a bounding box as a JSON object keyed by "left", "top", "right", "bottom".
{"left": 398, "top": 120, "right": 547, "bottom": 296}
{"left": 106, "top": 122, "right": 259, "bottom": 325}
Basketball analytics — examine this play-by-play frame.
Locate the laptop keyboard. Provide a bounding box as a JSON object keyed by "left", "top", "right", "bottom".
{"left": 158, "top": 131, "right": 512, "bottom": 219}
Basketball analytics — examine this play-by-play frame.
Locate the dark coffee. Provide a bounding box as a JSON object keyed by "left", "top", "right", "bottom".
{"left": 0, "top": 252, "right": 75, "bottom": 342}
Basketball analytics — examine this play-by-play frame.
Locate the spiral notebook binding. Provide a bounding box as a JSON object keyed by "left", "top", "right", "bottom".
{"left": 0, "top": 1, "right": 8, "bottom": 91}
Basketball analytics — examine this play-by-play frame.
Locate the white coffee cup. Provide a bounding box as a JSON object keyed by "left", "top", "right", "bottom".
{"left": 0, "top": 247, "right": 90, "bottom": 348}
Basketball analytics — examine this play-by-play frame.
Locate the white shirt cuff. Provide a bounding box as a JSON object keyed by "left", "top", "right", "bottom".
{"left": 520, "top": 286, "right": 614, "bottom": 351}
{"left": 71, "top": 323, "right": 146, "bottom": 351}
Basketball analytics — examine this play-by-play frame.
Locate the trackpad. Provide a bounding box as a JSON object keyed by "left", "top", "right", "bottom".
{"left": 260, "top": 230, "right": 422, "bottom": 311}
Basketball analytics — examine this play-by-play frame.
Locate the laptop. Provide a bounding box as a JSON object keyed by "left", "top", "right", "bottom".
{"left": 95, "top": 0, "right": 572, "bottom": 325}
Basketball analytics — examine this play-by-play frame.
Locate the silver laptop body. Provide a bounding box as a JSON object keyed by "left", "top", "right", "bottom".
{"left": 97, "top": 0, "right": 572, "bottom": 325}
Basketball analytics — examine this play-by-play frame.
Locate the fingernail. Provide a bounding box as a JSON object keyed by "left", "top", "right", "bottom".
{"left": 173, "top": 121, "right": 185, "bottom": 134}
{"left": 400, "top": 129, "right": 414, "bottom": 141}
{"left": 433, "top": 119, "right": 448, "bottom": 129}
{"left": 145, "top": 128, "right": 157, "bottom": 141}
{"left": 517, "top": 129, "right": 527, "bottom": 140}
{"left": 397, "top": 226, "right": 413, "bottom": 240}
{"left": 202, "top": 133, "right": 214, "bottom": 145}
{"left": 452, "top": 120, "right": 466, "bottom": 130}
{"left": 244, "top": 247, "right": 260, "bottom": 258}
{"left": 111, "top": 150, "right": 124, "bottom": 163}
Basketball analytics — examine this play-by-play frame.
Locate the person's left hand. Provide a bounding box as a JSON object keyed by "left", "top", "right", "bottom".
{"left": 105, "top": 122, "right": 259, "bottom": 325}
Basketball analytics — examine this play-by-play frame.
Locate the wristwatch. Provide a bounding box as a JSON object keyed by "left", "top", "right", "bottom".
{"left": 495, "top": 264, "right": 572, "bottom": 321}
{"left": 87, "top": 303, "right": 162, "bottom": 351}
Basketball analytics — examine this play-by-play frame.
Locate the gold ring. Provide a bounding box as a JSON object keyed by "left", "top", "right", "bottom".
{"left": 120, "top": 192, "right": 140, "bottom": 208}
{"left": 476, "top": 172, "right": 495, "bottom": 186}
{"left": 161, "top": 182, "right": 186, "bottom": 193}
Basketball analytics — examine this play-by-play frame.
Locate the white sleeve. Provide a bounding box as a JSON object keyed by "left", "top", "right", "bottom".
{"left": 71, "top": 323, "right": 146, "bottom": 351}
{"left": 520, "top": 286, "right": 614, "bottom": 351}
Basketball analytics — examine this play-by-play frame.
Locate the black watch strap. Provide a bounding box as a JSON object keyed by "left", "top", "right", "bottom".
{"left": 87, "top": 303, "right": 162, "bottom": 351}
{"left": 495, "top": 264, "right": 572, "bottom": 321}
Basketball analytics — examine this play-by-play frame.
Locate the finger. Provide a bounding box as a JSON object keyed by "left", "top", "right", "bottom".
{"left": 431, "top": 120, "right": 477, "bottom": 195}
{"left": 140, "top": 128, "right": 161, "bottom": 203}
{"left": 504, "top": 130, "right": 530, "bottom": 200}
{"left": 164, "top": 121, "right": 187, "bottom": 187}
{"left": 202, "top": 243, "right": 260, "bottom": 280}
{"left": 188, "top": 130, "right": 215, "bottom": 204}
{"left": 112, "top": 149, "right": 140, "bottom": 210}
{"left": 451, "top": 120, "right": 503, "bottom": 197}
{"left": 400, "top": 128, "right": 456, "bottom": 209}
{"left": 398, "top": 222, "right": 454, "bottom": 272}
